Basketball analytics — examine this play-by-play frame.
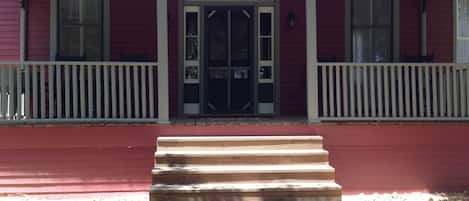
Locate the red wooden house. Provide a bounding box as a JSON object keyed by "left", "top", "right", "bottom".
{"left": 0, "top": 0, "right": 468, "bottom": 196}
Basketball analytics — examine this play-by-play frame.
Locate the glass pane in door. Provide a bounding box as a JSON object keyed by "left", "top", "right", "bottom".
{"left": 207, "top": 9, "right": 228, "bottom": 67}
{"left": 230, "top": 8, "right": 253, "bottom": 112}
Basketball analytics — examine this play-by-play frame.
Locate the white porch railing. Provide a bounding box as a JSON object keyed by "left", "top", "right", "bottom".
{"left": 318, "top": 63, "right": 469, "bottom": 121}
{"left": 0, "top": 61, "right": 161, "bottom": 123}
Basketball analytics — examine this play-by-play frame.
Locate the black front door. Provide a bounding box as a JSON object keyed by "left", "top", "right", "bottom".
{"left": 205, "top": 6, "right": 254, "bottom": 114}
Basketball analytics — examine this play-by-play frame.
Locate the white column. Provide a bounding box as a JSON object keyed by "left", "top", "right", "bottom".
{"left": 421, "top": 0, "right": 427, "bottom": 56}
{"left": 20, "top": 0, "right": 26, "bottom": 62}
{"left": 50, "top": 0, "right": 57, "bottom": 61}
{"left": 157, "top": 0, "right": 170, "bottom": 123}
{"left": 306, "top": 0, "right": 319, "bottom": 122}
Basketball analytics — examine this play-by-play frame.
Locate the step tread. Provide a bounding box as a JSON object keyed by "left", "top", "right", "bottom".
{"left": 151, "top": 182, "right": 341, "bottom": 193}
{"left": 158, "top": 136, "right": 322, "bottom": 142}
{"left": 156, "top": 149, "right": 328, "bottom": 156}
{"left": 152, "top": 165, "right": 334, "bottom": 174}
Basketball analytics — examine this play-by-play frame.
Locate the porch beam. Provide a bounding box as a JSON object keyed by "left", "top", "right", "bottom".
{"left": 306, "top": 0, "right": 319, "bottom": 122}
{"left": 157, "top": 0, "right": 170, "bottom": 123}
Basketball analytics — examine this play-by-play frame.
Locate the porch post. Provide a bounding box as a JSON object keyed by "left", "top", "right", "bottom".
{"left": 306, "top": 0, "right": 319, "bottom": 122}
{"left": 157, "top": 0, "right": 170, "bottom": 123}
{"left": 20, "top": 0, "right": 26, "bottom": 62}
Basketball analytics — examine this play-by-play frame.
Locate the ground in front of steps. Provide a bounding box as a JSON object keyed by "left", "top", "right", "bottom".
{"left": 1, "top": 192, "right": 469, "bottom": 201}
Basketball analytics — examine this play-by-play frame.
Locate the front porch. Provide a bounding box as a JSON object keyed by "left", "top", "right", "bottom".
{"left": 0, "top": 0, "right": 468, "bottom": 123}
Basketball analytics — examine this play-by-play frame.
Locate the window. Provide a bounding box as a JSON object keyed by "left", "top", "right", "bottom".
{"left": 258, "top": 7, "right": 274, "bottom": 84}
{"left": 58, "top": 0, "right": 103, "bottom": 61}
{"left": 184, "top": 6, "right": 200, "bottom": 84}
{"left": 457, "top": 0, "right": 469, "bottom": 63}
{"left": 352, "top": 0, "right": 392, "bottom": 62}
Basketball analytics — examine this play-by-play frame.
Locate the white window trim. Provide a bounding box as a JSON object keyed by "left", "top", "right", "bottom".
{"left": 184, "top": 6, "right": 201, "bottom": 84}
{"left": 258, "top": 6, "right": 274, "bottom": 84}
{"left": 50, "top": 0, "right": 110, "bottom": 61}
{"left": 345, "top": 0, "right": 400, "bottom": 62}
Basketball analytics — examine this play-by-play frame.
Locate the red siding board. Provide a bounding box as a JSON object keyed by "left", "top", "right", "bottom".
{"left": 427, "top": 0, "right": 454, "bottom": 62}
{"left": 317, "top": 0, "right": 345, "bottom": 61}
{"left": 400, "top": 0, "right": 421, "bottom": 58}
{"left": 110, "top": 0, "right": 157, "bottom": 61}
{"left": 0, "top": 1, "right": 20, "bottom": 60}
{"left": 280, "top": 0, "right": 307, "bottom": 116}
{"left": 28, "top": 0, "right": 50, "bottom": 61}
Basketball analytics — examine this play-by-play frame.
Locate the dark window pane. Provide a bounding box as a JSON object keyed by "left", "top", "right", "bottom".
{"left": 353, "top": 28, "right": 371, "bottom": 62}
{"left": 353, "top": 0, "right": 371, "bottom": 26}
{"left": 260, "top": 38, "right": 272, "bottom": 60}
{"left": 60, "top": 0, "right": 80, "bottom": 23}
{"left": 84, "top": 25, "right": 102, "bottom": 61}
{"left": 231, "top": 9, "right": 252, "bottom": 66}
{"left": 373, "top": 0, "right": 392, "bottom": 25}
{"left": 59, "top": 26, "right": 81, "bottom": 57}
{"left": 260, "top": 13, "right": 272, "bottom": 36}
{"left": 260, "top": 66, "right": 272, "bottom": 80}
{"left": 186, "top": 37, "right": 198, "bottom": 60}
{"left": 372, "top": 28, "right": 392, "bottom": 62}
{"left": 83, "top": 0, "right": 101, "bottom": 24}
{"left": 207, "top": 9, "right": 228, "bottom": 67}
{"left": 186, "top": 12, "right": 198, "bottom": 36}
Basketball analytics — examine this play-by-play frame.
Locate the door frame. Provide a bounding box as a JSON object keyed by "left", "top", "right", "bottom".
{"left": 178, "top": 0, "right": 280, "bottom": 117}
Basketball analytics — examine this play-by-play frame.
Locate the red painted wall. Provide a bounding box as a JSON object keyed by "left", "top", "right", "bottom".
{"left": 0, "top": 1, "right": 20, "bottom": 60}
{"left": 0, "top": 123, "right": 468, "bottom": 194}
{"left": 400, "top": 0, "right": 421, "bottom": 58}
{"left": 110, "top": 0, "right": 156, "bottom": 61}
{"left": 27, "top": 0, "right": 50, "bottom": 61}
{"left": 317, "top": 0, "right": 345, "bottom": 61}
{"left": 427, "top": 0, "right": 454, "bottom": 62}
{"left": 280, "top": 0, "right": 307, "bottom": 116}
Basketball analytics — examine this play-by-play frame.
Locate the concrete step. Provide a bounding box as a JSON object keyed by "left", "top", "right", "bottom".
{"left": 150, "top": 183, "right": 342, "bottom": 201}
{"left": 152, "top": 165, "right": 336, "bottom": 184}
{"left": 156, "top": 136, "right": 323, "bottom": 152}
{"left": 151, "top": 136, "right": 341, "bottom": 201}
{"left": 155, "top": 149, "right": 329, "bottom": 167}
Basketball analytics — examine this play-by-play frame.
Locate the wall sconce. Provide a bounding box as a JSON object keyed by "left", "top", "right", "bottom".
{"left": 20, "top": 0, "right": 28, "bottom": 9}
{"left": 421, "top": 0, "right": 427, "bottom": 13}
{"left": 288, "top": 12, "right": 296, "bottom": 28}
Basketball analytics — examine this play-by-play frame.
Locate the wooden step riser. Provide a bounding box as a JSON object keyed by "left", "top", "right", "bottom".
{"left": 152, "top": 172, "right": 335, "bottom": 185}
{"left": 150, "top": 192, "right": 342, "bottom": 201}
{"left": 157, "top": 141, "right": 323, "bottom": 152}
{"left": 155, "top": 154, "right": 329, "bottom": 167}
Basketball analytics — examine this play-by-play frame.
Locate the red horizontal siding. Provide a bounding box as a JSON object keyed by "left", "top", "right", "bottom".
{"left": 28, "top": 0, "right": 50, "bottom": 61}
{"left": 110, "top": 0, "right": 157, "bottom": 61}
{"left": 427, "top": 0, "right": 454, "bottom": 62}
{"left": 0, "top": 124, "right": 468, "bottom": 194}
{"left": 317, "top": 0, "right": 345, "bottom": 61}
{"left": 0, "top": 1, "right": 20, "bottom": 60}
{"left": 400, "top": 0, "right": 421, "bottom": 58}
{"left": 280, "top": 0, "right": 307, "bottom": 116}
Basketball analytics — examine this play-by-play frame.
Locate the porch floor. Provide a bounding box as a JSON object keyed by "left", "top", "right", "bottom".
{"left": 171, "top": 117, "right": 309, "bottom": 126}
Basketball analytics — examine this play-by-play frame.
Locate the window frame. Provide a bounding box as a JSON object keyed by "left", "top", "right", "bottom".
{"left": 50, "top": 0, "right": 110, "bottom": 61}
{"left": 345, "top": 0, "right": 400, "bottom": 62}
